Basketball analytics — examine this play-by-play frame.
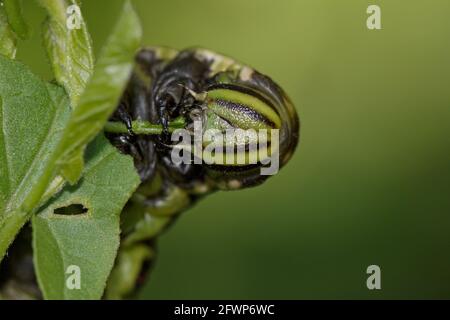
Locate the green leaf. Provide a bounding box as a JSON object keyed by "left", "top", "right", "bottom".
{"left": 0, "top": 0, "right": 141, "bottom": 269}
{"left": 0, "top": 5, "right": 17, "bottom": 59}
{"left": 32, "top": 134, "right": 140, "bottom": 300}
{"left": 2, "top": 0, "right": 28, "bottom": 40}
{"left": 39, "top": 0, "right": 94, "bottom": 107}
{"left": 0, "top": 0, "right": 142, "bottom": 266}
{"left": 0, "top": 56, "right": 71, "bottom": 262}
{"left": 53, "top": 0, "right": 142, "bottom": 184}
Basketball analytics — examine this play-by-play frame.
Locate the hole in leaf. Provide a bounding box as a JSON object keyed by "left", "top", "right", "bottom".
{"left": 53, "top": 204, "right": 88, "bottom": 216}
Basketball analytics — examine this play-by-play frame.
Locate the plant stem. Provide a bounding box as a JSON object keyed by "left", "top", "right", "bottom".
{"left": 104, "top": 118, "right": 186, "bottom": 135}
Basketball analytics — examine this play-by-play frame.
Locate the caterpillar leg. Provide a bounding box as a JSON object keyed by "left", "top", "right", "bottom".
{"left": 104, "top": 173, "right": 194, "bottom": 299}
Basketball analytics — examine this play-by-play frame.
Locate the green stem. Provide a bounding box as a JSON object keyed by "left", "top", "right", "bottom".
{"left": 3, "top": 0, "right": 29, "bottom": 40}
{"left": 104, "top": 118, "right": 186, "bottom": 135}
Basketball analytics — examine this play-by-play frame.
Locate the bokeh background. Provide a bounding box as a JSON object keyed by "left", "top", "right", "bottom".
{"left": 18, "top": 0, "right": 450, "bottom": 299}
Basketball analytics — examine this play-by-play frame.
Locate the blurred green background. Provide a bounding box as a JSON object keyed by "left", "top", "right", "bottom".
{"left": 18, "top": 0, "right": 450, "bottom": 299}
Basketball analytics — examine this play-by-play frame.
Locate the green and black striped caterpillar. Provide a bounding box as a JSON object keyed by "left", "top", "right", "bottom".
{"left": 104, "top": 47, "right": 300, "bottom": 299}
